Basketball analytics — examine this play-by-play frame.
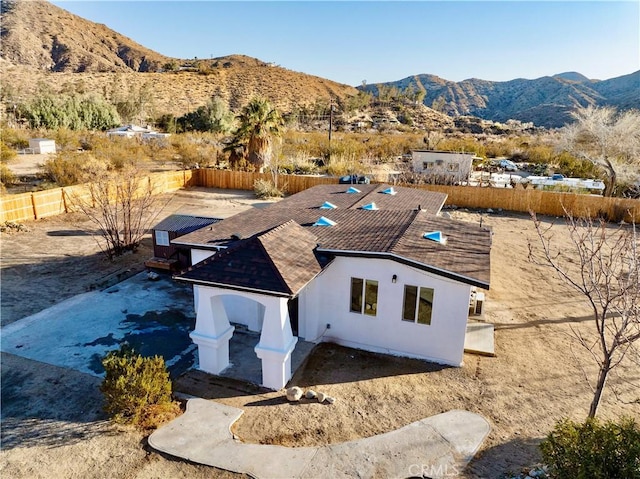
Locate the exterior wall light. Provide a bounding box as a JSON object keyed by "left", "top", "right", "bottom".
{"left": 392, "top": 274, "right": 397, "bottom": 283}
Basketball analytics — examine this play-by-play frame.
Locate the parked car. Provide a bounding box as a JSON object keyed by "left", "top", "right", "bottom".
{"left": 338, "top": 174, "right": 370, "bottom": 184}
{"left": 551, "top": 174, "right": 565, "bottom": 181}
{"left": 498, "top": 159, "right": 518, "bottom": 171}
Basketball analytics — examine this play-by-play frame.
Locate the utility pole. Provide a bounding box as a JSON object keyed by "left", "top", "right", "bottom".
{"left": 328, "top": 97, "right": 334, "bottom": 164}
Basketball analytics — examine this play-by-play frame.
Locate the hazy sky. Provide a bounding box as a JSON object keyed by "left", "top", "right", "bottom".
{"left": 51, "top": 1, "right": 640, "bottom": 85}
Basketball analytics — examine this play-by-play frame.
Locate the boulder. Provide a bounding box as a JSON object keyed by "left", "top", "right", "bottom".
{"left": 305, "top": 389, "right": 317, "bottom": 399}
{"left": 286, "top": 386, "right": 303, "bottom": 402}
{"left": 317, "top": 392, "right": 327, "bottom": 403}
{"left": 325, "top": 396, "right": 335, "bottom": 404}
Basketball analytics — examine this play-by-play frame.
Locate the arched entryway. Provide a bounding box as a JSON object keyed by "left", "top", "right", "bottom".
{"left": 189, "top": 285, "right": 298, "bottom": 390}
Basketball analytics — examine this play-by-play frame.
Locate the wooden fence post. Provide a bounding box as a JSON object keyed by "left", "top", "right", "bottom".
{"left": 30, "top": 193, "right": 38, "bottom": 220}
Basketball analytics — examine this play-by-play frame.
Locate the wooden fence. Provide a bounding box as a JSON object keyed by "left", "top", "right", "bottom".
{"left": 0, "top": 170, "right": 196, "bottom": 223}
{"left": 2, "top": 168, "right": 639, "bottom": 223}
{"left": 411, "top": 184, "right": 640, "bottom": 223}
{"left": 194, "top": 169, "right": 338, "bottom": 193}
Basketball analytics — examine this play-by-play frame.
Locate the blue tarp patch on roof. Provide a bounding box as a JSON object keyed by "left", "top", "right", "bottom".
{"left": 320, "top": 201, "right": 337, "bottom": 209}
{"left": 361, "top": 202, "right": 378, "bottom": 211}
{"left": 313, "top": 216, "right": 337, "bottom": 227}
{"left": 346, "top": 186, "right": 361, "bottom": 194}
{"left": 381, "top": 187, "right": 397, "bottom": 195}
{"left": 423, "top": 231, "right": 447, "bottom": 245}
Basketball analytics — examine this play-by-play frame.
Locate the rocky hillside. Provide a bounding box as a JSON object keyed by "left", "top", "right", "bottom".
{"left": 361, "top": 70, "right": 640, "bottom": 128}
{"left": 0, "top": 0, "right": 362, "bottom": 117}
{"left": 0, "top": 0, "right": 171, "bottom": 72}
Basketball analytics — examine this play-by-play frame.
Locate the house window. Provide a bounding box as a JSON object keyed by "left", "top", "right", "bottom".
{"left": 402, "top": 285, "right": 434, "bottom": 325}
{"left": 447, "top": 163, "right": 460, "bottom": 172}
{"left": 422, "top": 161, "right": 435, "bottom": 170}
{"left": 155, "top": 230, "right": 170, "bottom": 246}
{"left": 350, "top": 277, "right": 378, "bottom": 316}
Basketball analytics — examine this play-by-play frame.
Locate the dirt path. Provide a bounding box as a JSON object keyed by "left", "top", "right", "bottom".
{"left": 1, "top": 191, "right": 638, "bottom": 479}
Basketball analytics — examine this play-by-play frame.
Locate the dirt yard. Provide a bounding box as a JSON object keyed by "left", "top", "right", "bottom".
{"left": 1, "top": 188, "right": 638, "bottom": 479}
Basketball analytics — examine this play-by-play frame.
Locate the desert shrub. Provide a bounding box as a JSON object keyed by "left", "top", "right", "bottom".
{"left": 41, "top": 152, "right": 108, "bottom": 186}
{"left": 0, "top": 163, "right": 16, "bottom": 186}
{"left": 1, "top": 140, "right": 17, "bottom": 163}
{"left": 52, "top": 128, "right": 82, "bottom": 151}
{"left": 0, "top": 126, "right": 29, "bottom": 150}
{"left": 170, "top": 133, "right": 220, "bottom": 169}
{"left": 540, "top": 417, "right": 640, "bottom": 479}
{"left": 254, "top": 178, "right": 285, "bottom": 199}
{"left": 100, "top": 345, "right": 180, "bottom": 429}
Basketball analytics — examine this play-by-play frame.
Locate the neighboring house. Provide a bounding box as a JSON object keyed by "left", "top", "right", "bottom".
{"left": 106, "top": 125, "right": 170, "bottom": 141}
{"left": 145, "top": 215, "right": 220, "bottom": 271}
{"left": 411, "top": 150, "right": 476, "bottom": 184}
{"left": 172, "top": 184, "right": 492, "bottom": 390}
{"left": 28, "top": 138, "right": 56, "bottom": 154}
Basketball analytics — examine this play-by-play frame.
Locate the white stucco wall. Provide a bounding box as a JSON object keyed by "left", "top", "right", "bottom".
{"left": 193, "top": 285, "right": 265, "bottom": 331}
{"left": 299, "top": 256, "right": 471, "bottom": 366}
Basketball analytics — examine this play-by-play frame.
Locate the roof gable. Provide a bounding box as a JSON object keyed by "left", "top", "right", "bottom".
{"left": 177, "top": 221, "right": 322, "bottom": 296}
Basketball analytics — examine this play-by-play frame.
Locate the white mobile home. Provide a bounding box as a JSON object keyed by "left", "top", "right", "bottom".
{"left": 412, "top": 150, "right": 475, "bottom": 183}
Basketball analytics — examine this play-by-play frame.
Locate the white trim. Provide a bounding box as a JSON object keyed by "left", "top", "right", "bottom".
{"left": 176, "top": 277, "right": 291, "bottom": 297}
{"left": 317, "top": 249, "right": 489, "bottom": 289}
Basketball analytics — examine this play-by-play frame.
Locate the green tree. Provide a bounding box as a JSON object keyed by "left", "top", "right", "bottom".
{"left": 178, "top": 96, "right": 234, "bottom": 133}
{"left": 225, "top": 97, "right": 284, "bottom": 172}
{"left": 18, "top": 94, "right": 120, "bottom": 130}
{"left": 431, "top": 96, "right": 446, "bottom": 113}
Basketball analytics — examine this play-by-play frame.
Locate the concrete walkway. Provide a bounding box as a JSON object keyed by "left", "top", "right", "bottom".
{"left": 149, "top": 398, "right": 490, "bottom": 479}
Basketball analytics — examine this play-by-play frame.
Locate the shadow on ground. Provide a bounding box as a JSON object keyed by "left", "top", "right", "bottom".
{"left": 465, "top": 435, "right": 543, "bottom": 478}
{"left": 0, "top": 353, "right": 115, "bottom": 451}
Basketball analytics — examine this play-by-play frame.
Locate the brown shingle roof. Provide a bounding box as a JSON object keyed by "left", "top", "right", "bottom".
{"left": 268, "top": 184, "right": 446, "bottom": 214}
{"left": 389, "top": 213, "right": 491, "bottom": 288}
{"left": 178, "top": 221, "right": 322, "bottom": 296}
{"left": 174, "top": 184, "right": 491, "bottom": 289}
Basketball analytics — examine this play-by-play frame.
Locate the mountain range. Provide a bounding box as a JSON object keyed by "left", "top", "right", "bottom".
{"left": 1, "top": 0, "right": 637, "bottom": 128}
{"left": 360, "top": 70, "right": 639, "bottom": 128}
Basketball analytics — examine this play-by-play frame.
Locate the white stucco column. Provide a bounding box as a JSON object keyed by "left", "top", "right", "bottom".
{"left": 254, "top": 296, "right": 298, "bottom": 390}
{"left": 190, "top": 287, "right": 234, "bottom": 375}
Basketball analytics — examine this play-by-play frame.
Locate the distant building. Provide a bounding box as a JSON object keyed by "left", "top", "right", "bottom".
{"left": 28, "top": 138, "right": 56, "bottom": 154}
{"left": 106, "top": 125, "right": 170, "bottom": 141}
{"left": 411, "top": 150, "right": 476, "bottom": 184}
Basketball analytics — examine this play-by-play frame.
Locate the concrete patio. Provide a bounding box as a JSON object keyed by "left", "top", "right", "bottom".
{"left": 464, "top": 320, "right": 495, "bottom": 357}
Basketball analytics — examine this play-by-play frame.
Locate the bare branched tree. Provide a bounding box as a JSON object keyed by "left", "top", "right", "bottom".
{"left": 559, "top": 106, "right": 640, "bottom": 197}
{"left": 529, "top": 211, "right": 639, "bottom": 417}
{"left": 68, "top": 167, "right": 164, "bottom": 259}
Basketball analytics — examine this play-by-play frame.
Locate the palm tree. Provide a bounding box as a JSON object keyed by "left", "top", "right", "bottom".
{"left": 225, "top": 97, "right": 284, "bottom": 172}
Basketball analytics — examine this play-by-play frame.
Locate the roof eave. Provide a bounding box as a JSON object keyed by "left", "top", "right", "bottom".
{"left": 173, "top": 275, "right": 292, "bottom": 298}
{"left": 316, "top": 248, "right": 490, "bottom": 289}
